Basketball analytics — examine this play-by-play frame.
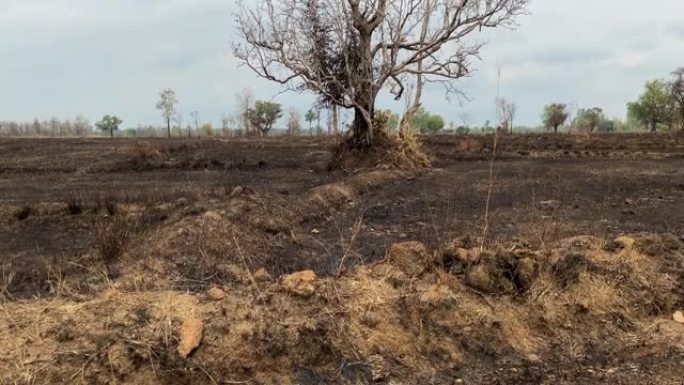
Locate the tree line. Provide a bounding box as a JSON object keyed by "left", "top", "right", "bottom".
{"left": 542, "top": 67, "right": 684, "bottom": 134}
{"left": 0, "top": 116, "right": 93, "bottom": 137}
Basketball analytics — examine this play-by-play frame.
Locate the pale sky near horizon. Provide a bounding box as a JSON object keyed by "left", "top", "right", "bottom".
{"left": 1, "top": 0, "right": 683, "bottom": 128}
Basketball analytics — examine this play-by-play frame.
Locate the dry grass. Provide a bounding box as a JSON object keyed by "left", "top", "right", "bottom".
{"left": 94, "top": 216, "right": 136, "bottom": 264}
{"left": 1, "top": 233, "right": 682, "bottom": 384}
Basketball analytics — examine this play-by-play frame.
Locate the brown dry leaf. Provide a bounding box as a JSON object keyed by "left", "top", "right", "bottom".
{"left": 673, "top": 311, "right": 684, "bottom": 324}
{"left": 178, "top": 317, "right": 204, "bottom": 358}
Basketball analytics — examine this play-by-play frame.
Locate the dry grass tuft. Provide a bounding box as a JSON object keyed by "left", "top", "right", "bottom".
{"left": 93, "top": 216, "right": 137, "bottom": 264}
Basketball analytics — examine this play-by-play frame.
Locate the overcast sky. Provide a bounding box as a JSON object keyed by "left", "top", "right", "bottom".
{"left": 1, "top": 0, "right": 683, "bottom": 128}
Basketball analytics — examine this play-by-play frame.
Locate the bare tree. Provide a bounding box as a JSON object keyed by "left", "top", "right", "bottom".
{"left": 221, "top": 114, "right": 231, "bottom": 136}
{"left": 173, "top": 112, "right": 183, "bottom": 136}
{"left": 287, "top": 107, "right": 303, "bottom": 135}
{"left": 496, "top": 98, "right": 516, "bottom": 134}
{"left": 234, "top": 0, "right": 528, "bottom": 148}
{"left": 156, "top": 88, "right": 178, "bottom": 138}
{"left": 671, "top": 67, "right": 684, "bottom": 130}
{"left": 235, "top": 88, "right": 254, "bottom": 136}
{"left": 190, "top": 111, "right": 200, "bottom": 137}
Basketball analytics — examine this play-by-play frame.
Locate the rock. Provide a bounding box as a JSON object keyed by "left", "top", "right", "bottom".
{"left": 388, "top": 241, "right": 431, "bottom": 277}
{"left": 254, "top": 268, "right": 272, "bottom": 282}
{"left": 311, "top": 228, "right": 320, "bottom": 234}
{"left": 178, "top": 317, "right": 204, "bottom": 358}
{"left": 206, "top": 287, "right": 225, "bottom": 300}
{"left": 674, "top": 311, "right": 684, "bottom": 324}
{"left": 465, "top": 264, "right": 493, "bottom": 292}
{"left": 419, "top": 284, "right": 454, "bottom": 306}
{"left": 282, "top": 270, "right": 317, "bottom": 297}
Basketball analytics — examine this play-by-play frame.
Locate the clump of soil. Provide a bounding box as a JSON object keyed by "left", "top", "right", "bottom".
{"left": 2, "top": 233, "right": 683, "bottom": 384}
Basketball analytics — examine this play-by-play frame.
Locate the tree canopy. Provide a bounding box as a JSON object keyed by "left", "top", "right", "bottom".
{"left": 542, "top": 103, "right": 569, "bottom": 133}
{"left": 95, "top": 115, "right": 123, "bottom": 138}
{"left": 247, "top": 101, "right": 283, "bottom": 136}
{"left": 156, "top": 88, "right": 178, "bottom": 137}
{"left": 409, "top": 107, "right": 445, "bottom": 133}
{"left": 575, "top": 107, "right": 604, "bottom": 134}
{"left": 627, "top": 80, "right": 674, "bottom": 132}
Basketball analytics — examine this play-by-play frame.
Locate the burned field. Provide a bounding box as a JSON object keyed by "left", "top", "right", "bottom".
{"left": 1, "top": 134, "right": 684, "bottom": 384}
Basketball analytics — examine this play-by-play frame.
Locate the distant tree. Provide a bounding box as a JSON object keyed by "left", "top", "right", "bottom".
{"left": 542, "top": 103, "right": 569, "bottom": 133}
{"left": 156, "top": 88, "right": 178, "bottom": 137}
{"left": 425, "top": 114, "right": 446, "bottom": 133}
{"left": 671, "top": 68, "right": 684, "bottom": 130}
{"left": 48, "top": 118, "right": 60, "bottom": 136}
{"left": 221, "top": 114, "right": 231, "bottom": 136}
{"left": 409, "top": 107, "right": 430, "bottom": 133}
{"left": 235, "top": 88, "right": 255, "bottom": 135}
{"left": 173, "top": 113, "right": 183, "bottom": 132}
{"left": 190, "top": 111, "right": 200, "bottom": 130}
{"left": 32, "top": 119, "right": 42, "bottom": 135}
{"left": 407, "top": 108, "right": 445, "bottom": 134}
{"left": 247, "top": 101, "right": 283, "bottom": 136}
{"left": 287, "top": 108, "right": 302, "bottom": 135}
{"left": 458, "top": 112, "right": 472, "bottom": 131}
{"left": 482, "top": 120, "right": 492, "bottom": 134}
{"left": 315, "top": 109, "right": 322, "bottom": 134}
{"left": 455, "top": 126, "right": 470, "bottom": 135}
{"left": 627, "top": 80, "right": 674, "bottom": 132}
{"left": 72, "top": 115, "right": 92, "bottom": 136}
{"left": 200, "top": 123, "right": 214, "bottom": 136}
{"left": 496, "top": 98, "right": 517, "bottom": 134}
{"left": 598, "top": 118, "right": 616, "bottom": 133}
{"left": 305, "top": 110, "right": 316, "bottom": 136}
{"left": 575, "top": 107, "right": 604, "bottom": 134}
{"left": 95, "top": 115, "right": 123, "bottom": 138}
{"left": 387, "top": 113, "right": 401, "bottom": 131}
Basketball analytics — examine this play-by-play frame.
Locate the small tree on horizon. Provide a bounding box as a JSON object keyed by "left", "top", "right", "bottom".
{"left": 627, "top": 80, "right": 673, "bottom": 132}
{"left": 496, "top": 98, "right": 517, "bottom": 134}
{"left": 575, "top": 107, "right": 604, "bottom": 134}
{"left": 95, "top": 115, "right": 123, "bottom": 138}
{"left": 246, "top": 101, "right": 283, "bottom": 136}
{"left": 287, "top": 108, "right": 302, "bottom": 135}
{"left": 542, "top": 103, "right": 569, "bottom": 133}
{"left": 156, "top": 88, "right": 178, "bottom": 137}
{"left": 305, "top": 110, "right": 316, "bottom": 136}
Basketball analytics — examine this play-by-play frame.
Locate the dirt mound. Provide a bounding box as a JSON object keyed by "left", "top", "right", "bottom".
{"left": 328, "top": 129, "right": 430, "bottom": 172}
{"left": 3, "top": 235, "right": 683, "bottom": 384}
